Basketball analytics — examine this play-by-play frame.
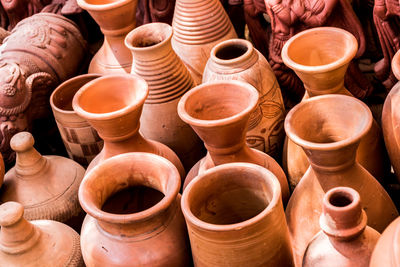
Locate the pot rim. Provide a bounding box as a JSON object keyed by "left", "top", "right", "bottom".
{"left": 209, "top": 38, "right": 253, "bottom": 66}
{"left": 125, "top": 22, "right": 172, "bottom": 52}
{"left": 392, "top": 50, "right": 400, "bottom": 80}
{"left": 77, "top": 0, "right": 134, "bottom": 11}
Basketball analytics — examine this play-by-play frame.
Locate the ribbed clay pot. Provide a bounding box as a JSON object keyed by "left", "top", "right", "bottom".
{"left": 203, "top": 38, "right": 285, "bottom": 159}
{"left": 79, "top": 152, "right": 191, "bottom": 266}
{"left": 171, "top": 0, "right": 237, "bottom": 84}
{"left": 0, "top": 132, "right": 85, "bottom": 231}
{"left": 76, "top": 0, "right": 137, "bottom": 74}
{"left": 50, "top": 74, "right": 104, "bottom": 167}
{"left": 281, "top": 27, "right": 388, "bottom": 190}
{"left": 284, "top": 94, "right": 398, "bottom": 266}
{"left": 181, "top": 162, "right": 294, "bottom": 267}
{"left": 303, "top": 187, "right": 380, "bottom": 267}
{"left": 72, "top": 74, "right": 185, "bottom": 178}
{"left": 177, "top": 80, "right": 289, "bottom": 204}
{"left": 125, "top": 22, "right": 204, "bottom": 171}
{"left": 0, "top": 202, "right": 83, "bottom": 266}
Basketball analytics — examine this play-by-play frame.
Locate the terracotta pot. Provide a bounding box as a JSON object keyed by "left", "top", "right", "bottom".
{"left": 281, "top": 27, "right": 389, "bottom": 190}
{"left": 50, "top": 74, "right": 104, "bottom": 167}
{"left": 72, "top": 74, "right": 185, "bottom": 178}
{"left": 284, "top": 94, "right": 398, "bottom": 266}
{"left": 76, "top": 0, "right": 137, "bottom": 74}
{"left": 79, "top": 152, "right": 191, "bottom": 266}
{"left": 177, "top": 80, "right": 289, "bottom": 204}
{"left": 0, "top": 201, "right": 83, "bottom": 266}
{"left": 171, "top": 0, "right": 237, "bottom": 84}
{"left": 125, "top": 22, "right": 205, "bottom": 171}
{"left": 0, "top": 153, "right": 5, "bottom": 188}
{"left": 203, "top": 38, "right": 285, "bottom": 160}
{"left": 303, "top": 187, "right": 380, "bottom": 267}
{"left": 0, "top": 132, "right": 85, "bottom": 231}
{"left": 181, "top": 162, "right": 294, "bottom": 267}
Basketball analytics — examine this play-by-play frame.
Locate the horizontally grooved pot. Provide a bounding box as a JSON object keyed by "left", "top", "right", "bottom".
{"left": 203, "top": 38, "right": 285, "bottom": 159}
{"left": 171, "top": 0, "right": 237, "bottom": 84}
{"left": 125, "top": 22, "right": 204, "bottom": 171}
{"left": 181, "top": 163, "right": 294, "bottom": 267}
{"left": 177, "top": 80, "right": 289, "bottom": 204}
{"left": 281, "top": 27, "right": 388, "bottom": 190}
{"left": 72, "top": 74, "right": 185, "bottom": 179}
{"left": 284, "top": 94, "right": 398, "bottom": 266}
{"left": 76, "top": 0, "right": 137, "bottom": 74}
{"left": 79, "top": 152, "right": 191, "bottom": 266}
{"left": 50, "top": 74, "right": 104, "bottom": 167}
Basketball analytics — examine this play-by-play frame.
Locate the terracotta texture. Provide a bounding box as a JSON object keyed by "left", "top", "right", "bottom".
{"left": 303, "top": 187, "right": 380, "bottom": 267}
{"left": 284, "top": 94, "right": 398, "bottom": 266}
{"left": 0, "top": 152, "right": 5, "bottom": 188}
{"left": 50, "top": 74, "right": 104, "bottom": 167}
{"left": 79, "top": 152, "right": 191, "bottom": 266}
{"left": 0, "top": 201, "right": 83, "bottom": 266}
{"left": 203, "top": 38, "right": 285, "bottom": 159}
{"left": 181, "top": 162, "right": 294, "bottom": 267}
{"left": 177, "top": 80, "right": 289, "bottom": 204}
{"left": 281, "top": 27, "right": 388, "bottom": 190}
{"left": 72, "top": 74, "right": 185, "bottom": 178}
{"left": 125, "top": 22, "right": 204, "bottom": 171}
{"left": 171, "top": 0, "right": 237, "bottom": 84}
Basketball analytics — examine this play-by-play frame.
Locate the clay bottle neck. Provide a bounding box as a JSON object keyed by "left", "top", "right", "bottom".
{"left": 305, "top": 80, "right": 351, "bottom": 97}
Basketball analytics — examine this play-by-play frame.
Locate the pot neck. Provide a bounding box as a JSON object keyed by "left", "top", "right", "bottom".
{"left": 305, "top": 80, "right": 351, "bottom": 97}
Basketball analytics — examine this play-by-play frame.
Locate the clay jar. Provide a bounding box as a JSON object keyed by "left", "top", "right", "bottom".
{"left": 284, "top": 94, "right": 398, "bottom": 266}
{"left": 177, "top": 80, "right": 289, "bottom": 204}
{"left": 281, "top": 27, "right": 388, "bottom": 190}
{"left": 72, "top": 74, "right": 185, "bottom": 178}
{"left": 181, "top": 162, "right": 294, "bottom": 267}
{"left": 203, "top": 38, "right": 285, "bottom": 159}
{"left": 79, "top": 152, "right": 191, "bottom": 266}
{"left": 303, "top": 187, "right": 380, "bottom": 267}
{"left": 125, "top": 22, "right": 204, "bottom": 171}
{"left": 171, "top": 0, "right": 237, "bottom": 84}
{"left": 0, "top": 202, "right": 83, "bottom": 266}
{"left": 50, "top": 74, "right": 104, "bottom": 167}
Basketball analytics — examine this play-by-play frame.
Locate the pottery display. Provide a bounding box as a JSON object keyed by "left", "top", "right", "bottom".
{"left": 203, "top": 38, "right": 285, "bottom": 159}
{"left": 125, "top": 22, "right": 204, "bottom": 171}
{"left": 50, "top": 74, "right": 104, "bottom": 167}
{"left": 79, "top": 152, "right": 191, "bottom": 266}
{"left": 303, "top": 187, "right": 380, "bottom": 267}
{"left": 171, "top": 0, "right": 237, "bottom": 84}
{"left": 284, "top": 94, "right": 398, "bottom": 266}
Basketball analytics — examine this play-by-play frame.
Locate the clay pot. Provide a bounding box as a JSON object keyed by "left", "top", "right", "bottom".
{"left": 0, "top": 132, "right": 85, "bottom": 231}
{"left": 177, "top": 80, "right": 289, "bottom": 204}
{"left": 281, "top": 27, "right": 388, "bottom": 190}
{"left": 181, "top": 162, "right": 294, "bottom": 267}
{"left": 303, "top": 187, "right": 380, "bottom": 267}
{"left": 50, "top": 74, "right": 104, "bottom": 167}
{"left": 171, "top": 0, "right": 237, "bottom": 84}
{"left": 284, "top": 94, "right": 398, "bottom": 266}
{"left": 79, "top": 152, "right": 191, "bottom": 266}
{"left": 76, "top": 0, "right": 137, "bottom": 74}
{"left": 203, "top": 38, "right": 285, "bottom": 160}
{"left": 0, "top": 153, "right": 5, "bottom": 188}
{"left": 72, "top": 74, "right": 185, "bottom": 178}
{"left": 0, "top": 202, "right": 83, "bottom": 266}
{"left": 125, "top": 22, "right": 204, "bottom": 171}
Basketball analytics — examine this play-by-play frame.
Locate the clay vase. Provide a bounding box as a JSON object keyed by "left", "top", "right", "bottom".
{"left": 125, "top": 22, "right": 204, "bottom": 171}
{"left": 72, "top": 74, "right": 185, "bottom": 178}
{"left": 76, "top": 0, "right": 137, "bottom": 74}
{"left": 50, "top": 74, "right": 104, "bottom": 167}
{"left": 203, "top": 38, "right": 285, "bottom": 160}
{"left": 79, "top": 152, "right": 191, "bottom": 266}
{"left": 303, "top": 187, "right": 380, "bottom": 267}
{"left": 181, "top": 162, "right": 294, "bottom": 267}
{"left": 0, "top": 132, "right": 85, "bottom": 231}
{"left": 0, "top": 201, "right": 83, "bottom": 266}
{"left": 281, "top": 27, "right": 388, "bottom": 190}
{"left": 284, "top": 94, "right": 398, "bottom": 266}
{"left": 177, "top": 80, "right": 289, "bottom": 204}
{"left": 171, "top": 0, "right": 237, "bottom": 84}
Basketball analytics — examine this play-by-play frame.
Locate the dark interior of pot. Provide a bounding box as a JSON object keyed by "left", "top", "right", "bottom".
{"left": 215, "top": 43, "right": 248, "bottom": 60}
{"left": 328, "top": 191, "right": 353, "bottom": 208}
{"left": 126, "top": 24, "right": 170, "bottom": 48}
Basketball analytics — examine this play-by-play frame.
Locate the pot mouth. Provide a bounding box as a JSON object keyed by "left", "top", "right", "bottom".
{"left": 392, "top": 50, "right": 400, "bottom": 80}
{"left": 77, "top": 0, "right": 133, "bottom": 11}
{"left": 181, "top": 163, "right": 280, "bottom": 231}
{"left": 210, "top": 39, "right": 252, "bottom": 64}
{"left": 282, "top": 27, "right": 357, "bottom": 73}
{"left": 125, "top": 22, "right": 172, "bottom": 51}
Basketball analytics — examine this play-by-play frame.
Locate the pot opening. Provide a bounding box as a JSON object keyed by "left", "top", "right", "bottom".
{"left": 53, "top": 86, "right": 76, "bottom": 111}
{"left": 328, "top": 191, "right": 353, "bottom": 208}
{"left": 215, "top": 43, "right": 248, "bottom": 60}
